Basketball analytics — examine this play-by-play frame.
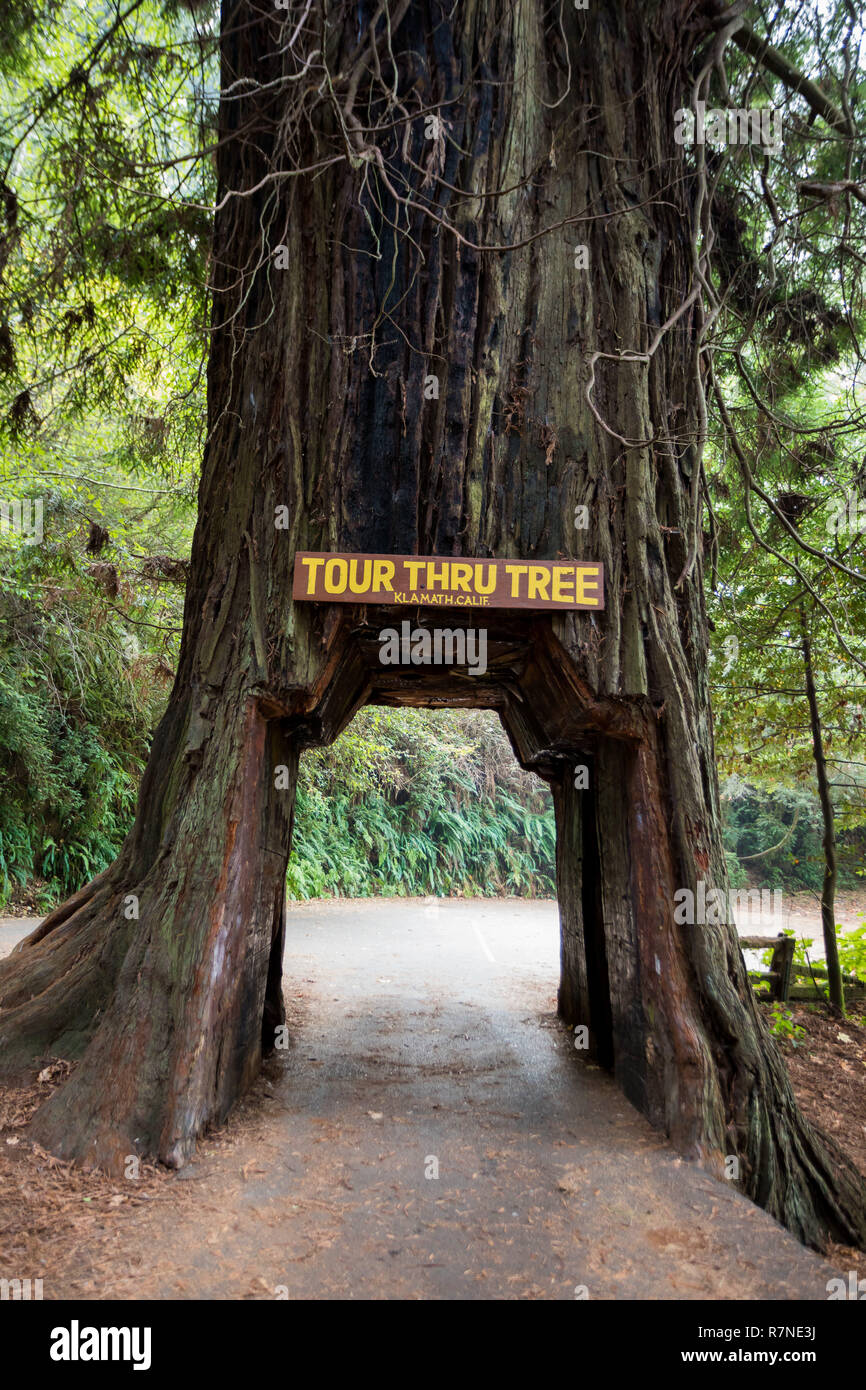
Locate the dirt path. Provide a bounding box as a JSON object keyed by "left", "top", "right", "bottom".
{"left": 0, "top": 899, "right": 858, "bottom": 1299}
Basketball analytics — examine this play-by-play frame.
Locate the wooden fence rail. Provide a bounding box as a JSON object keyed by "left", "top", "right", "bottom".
{"left": 740, "top": 933, "right": 795, "bottom": 1002}
{"left": 739, "top": 932, "right": 865, "bottom": 1003}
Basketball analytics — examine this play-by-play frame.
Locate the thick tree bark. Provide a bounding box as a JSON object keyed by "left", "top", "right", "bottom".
{"left": 1, "top": 0, "right": 864, "bottom": 1247}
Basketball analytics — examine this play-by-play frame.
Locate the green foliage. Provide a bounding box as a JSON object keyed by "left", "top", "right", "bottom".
{"left": 0, "top": 536, "right": 167, "bottom": 905}
{"left": 725, "top": 849, "right": 747, "bottom": 890}
{"left": 837, "top": 921, "right": 866, "bottom": 983}
{"left": 0, "top": 0, "right": 216, "bottom": 459}
{"left": 703, "top": 7, "right": 866, "bottom": 925}
{"left": 721, "top": 781, "right": 863, "bottom": 891}
{"left": 287, "top": 708, "right": 556, "bottom": 901}
{"left": 757, "top": 922, "right": 866, "bottom": 991}
{"left": 767, "top": 1002, "right": 806, "bottom": 1048}
{"left": 0, "top": 1, "right": 210, "bottom": 911}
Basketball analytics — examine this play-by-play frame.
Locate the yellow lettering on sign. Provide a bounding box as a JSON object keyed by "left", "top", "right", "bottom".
{"left": 505, "top": 563, "right": 528, "bottom": 597}
{"left": 425, "top": 561, "right": 449, "bottom": 589}
{"left": 575, "top": 566, "right": 600, "bottom": 605}
{"left": 552, "top": 567, "right": 574, "bottom": 603}
{"left": 348, "top": 559, "right": 372, "bottom": 593}
{"left": 324, "top": 558, "right": 348, "bottom": 593}
{"left": 404, "top": 560, "right": 426, "bottom": 589}
{"left": 451, "top": 562, "right": 473, "bottom": 593}
{"left": 474, "top": 563, "right": 496, "bottom": 595}
{"left": 372, "top": 559, "right": 395, "bottom": 592}
{"left": 302, "top": 557, "right": 325, "bottom": 595}
{"left": 527, "top": 566, "right": 550, "bottom": 601}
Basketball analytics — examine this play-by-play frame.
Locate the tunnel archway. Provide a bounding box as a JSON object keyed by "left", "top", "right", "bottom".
{"left": 269, "top": 606, "right": 687, "bottom": 1144}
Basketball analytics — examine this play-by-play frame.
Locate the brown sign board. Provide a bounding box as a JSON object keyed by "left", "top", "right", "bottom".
{"left": 292, "top": 553, "right": 604, "bottom": 610}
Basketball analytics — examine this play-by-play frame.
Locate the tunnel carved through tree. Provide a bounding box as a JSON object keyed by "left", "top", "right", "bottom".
{"left": 0, "top": 0, "right": 864, "bottom": 1252}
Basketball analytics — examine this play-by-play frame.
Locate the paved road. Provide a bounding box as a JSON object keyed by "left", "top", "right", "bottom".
{"left": 0, "top": 916, "right": 40, "bottom": 960}
{"left": 0, "top": 899, "right": 850, "bottom": 1298}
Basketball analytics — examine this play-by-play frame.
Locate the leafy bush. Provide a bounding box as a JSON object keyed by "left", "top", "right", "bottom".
{"left": 288, "top": 708, "right": 556, "bottom": 900}
{"left": 725, "top": 849, "right": 747, "bottom": 890}
{"left": 722, "top": 780, "right": 863, "bottom": 890}
{"left": 0, "top": 546, "right": 160, "bottom": 906}
{"left": 838, "top": 921, "right": 866, "bottom": 982}
{"left": 767, "top": 1002, "right": 805, "bottom": 1047}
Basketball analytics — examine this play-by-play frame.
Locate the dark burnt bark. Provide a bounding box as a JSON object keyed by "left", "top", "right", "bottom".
{"left": 0, "top": 0, "right": 864, "bottom": 1248}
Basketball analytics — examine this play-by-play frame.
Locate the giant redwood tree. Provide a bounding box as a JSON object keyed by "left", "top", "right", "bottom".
{"left": 1, "top": 0, "right": 865, "bottom": 1249}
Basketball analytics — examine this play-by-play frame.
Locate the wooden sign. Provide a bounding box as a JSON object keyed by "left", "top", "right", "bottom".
{"left": 292, "top": 553, "right": 604, "bottom": 610}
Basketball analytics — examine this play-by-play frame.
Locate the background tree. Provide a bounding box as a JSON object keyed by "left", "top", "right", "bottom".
{"left": 703, "top": 10, "right": 866, "bottom": 1009}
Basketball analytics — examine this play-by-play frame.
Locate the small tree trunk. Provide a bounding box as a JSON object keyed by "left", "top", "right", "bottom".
{"left": 801, "top": 622, "right": 844, "bottom": 1014}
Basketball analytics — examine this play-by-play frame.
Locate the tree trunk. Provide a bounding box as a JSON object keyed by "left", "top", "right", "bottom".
{"left": 801, "top": 621, "right": 844, "bottom": 1013}
{"left": 1, "top": 0, "right": 864, "bottom": 1248}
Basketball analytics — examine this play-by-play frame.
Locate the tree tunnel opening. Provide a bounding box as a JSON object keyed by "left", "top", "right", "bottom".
{"left": 273, "top": 608, "right": 628, "bottom": 1089}
{"left": 279, "top": 699, "right": 614, "bottom": 1100}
